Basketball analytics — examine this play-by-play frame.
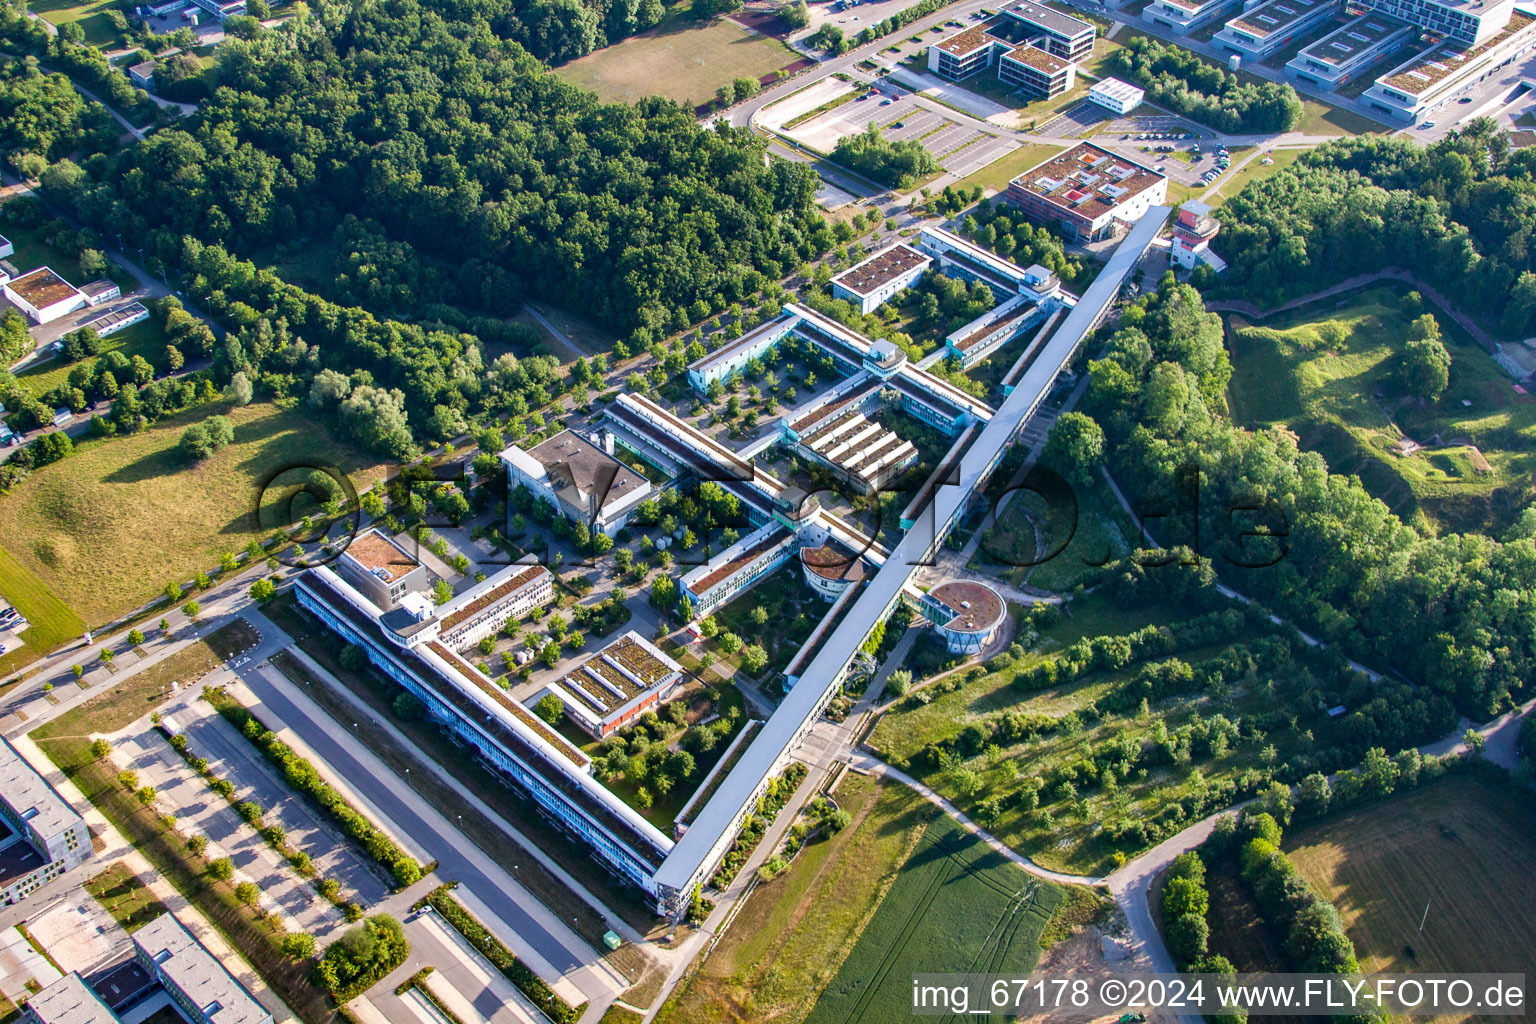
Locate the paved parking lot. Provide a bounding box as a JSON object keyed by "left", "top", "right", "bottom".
{"left": 788, "top": 93, "right": 1019, "bottom": 177}
{"left": 1038, "top": 100, "right": 1111, "bottom": 138}
{"left": 111, "top": 720, "right": 350, "bottom": 938}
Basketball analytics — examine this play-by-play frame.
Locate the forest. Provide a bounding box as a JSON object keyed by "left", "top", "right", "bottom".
{"left": 0, "top": 0, "right": 836, "bottom": 458}
{"left": 9, "top": 0, "right": 829, "bottom": 340}
{"left": 1074, "top": 274, "right": 1536, "bottom": 719}
{"left": 1213, "top": 120, "right": 1536, "bottom": 337}
{"left": 1105, "top": 35, "right": 1303, "bottom": 134}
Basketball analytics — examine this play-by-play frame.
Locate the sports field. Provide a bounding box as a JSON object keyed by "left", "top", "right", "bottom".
{"left": 1226, "top": 285, "right": 1536, "bottom": 534}
{"left": 0, "top": 401, "right": 387, "bottom": 628}
{"left": 554, "top": 17, "right": 797, "bottom": 106}
{"left": 805, "top": 815, "right": 1063, "bottom": 1023}
{"left": 1283, "top": 775, "right": 1536, "bottom": 983}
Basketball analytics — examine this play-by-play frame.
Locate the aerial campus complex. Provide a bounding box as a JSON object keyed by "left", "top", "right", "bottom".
{"left": 289, "top": 211, "right": 1160, "bottom": 913}
{"left": 4, "top": 0, "right": 1536, "bottom": 1013}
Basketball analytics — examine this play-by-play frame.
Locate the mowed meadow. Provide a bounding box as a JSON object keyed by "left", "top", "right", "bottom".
{"left": 1283, "top": 776, "right": 1536, "bottom": 988}
{"left": 0, "top": 401, "right": 388, "bottom": 628}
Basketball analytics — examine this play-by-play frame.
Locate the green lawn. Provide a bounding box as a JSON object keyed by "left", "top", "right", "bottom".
{"left": 1204, "top": 146, "right": 1303, "bottom": 202}
{"left": 952, "top": 142, "right": 1063, "bottom": 195}
{"left": 805, "top": 814, "right": 1063, "bottom": 1023}
{"left": 974, "top": 473, "right": 1135, "bottom": 594}
{"left": 655, "top": 773, "right": 941, "bottom": 1024}
{"left": 28, "top": 0, "right": 122, "bottom": 47}
{"left": 554, "top": 14, "right": 797, "bottom": 106}
{"left": 869, "top": 598, "right": 1327, "bottom": 875}
{"left": 17, "top": 319, "right": 173, "bottom": 399}
{"left": 0, "top": 401, "right": 389, "bottom": 626}
{"left": 1226, "top": 285, "right": 1535, "bottom": 534}
{"left": 0, "top": 542, "right": 85, "bottom": 678}
{"left": 0, "top": 211, "right": 91, "bottom": 284}
{"left": 85, "top": 863, "right": 171, "bottom": 933}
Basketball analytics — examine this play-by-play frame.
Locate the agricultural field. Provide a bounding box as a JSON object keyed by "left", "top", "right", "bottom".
{"left": 1284, "top": 776, "right": 1536, "bottom": 982}
{"left": 655, "top": 773, "right": 940, "bottom": 1024}
{"left": 554, "top": 15, "right": 797, "bottom": 106}
{"left": 1226, "top": 285, "right": 1536, "bottom": 535}
{"left": 805, "top": 814, "right": 1063, "bottom": 1023}
{"left": 0, "top": 401, "right": 388, "bottom": 626}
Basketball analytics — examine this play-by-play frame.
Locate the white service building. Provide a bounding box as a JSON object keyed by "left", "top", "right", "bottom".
{"left": 1088, "top": 77, "right": 1146, "bottom": 114}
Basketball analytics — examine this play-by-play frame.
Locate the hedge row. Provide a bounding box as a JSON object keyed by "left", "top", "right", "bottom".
{"left": 415, "top": 884, "right": 583, "bottom": 1024}
{"left": 203, "top": 686, "right": 423, "bottom": 888}
{"left": 709, "top": 762, "right": 809, "bottom": 890}
{"left": 164, "top": 727, "right": 362, "bottom": 921}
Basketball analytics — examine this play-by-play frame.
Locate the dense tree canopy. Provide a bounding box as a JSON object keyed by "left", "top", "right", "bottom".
{"left": 1215, "top": 120, "right": 1536, "bottom": 337}
{"left": 1106, "top": 36, "right": 1303, "bottom": 133}
{"left": 1087, "top": 276, "right": 1536, "bottom": 719}
{"left": 44, "top": 0, "right": 830, "bottom": 338}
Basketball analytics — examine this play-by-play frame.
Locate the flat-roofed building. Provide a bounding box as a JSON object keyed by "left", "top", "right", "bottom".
{"left": 0, "top": 735, "right": 90, "bottom": 905}
{"left": 296, "top": 566, "right": 673, "bottom": 897}
{"left": 944, "top": 291, "right": 1051, "bottom": 368}
{"left": 436, "top": 563, "right": 553, "bottom": 651}
{"left": 1286, "top": 11, "right": 1415, "bottom": 87}
{"left": 503, "top": 430, "right": 652, "bottom": 537}
{"left": 0, "top": 236, "right": 11, "bottom": 261}
{"left": 78, "top": 279, "right": 121, "bottom": 307}
{"left": 337, "top": 527, "right": 429, "bottom": 611}
{"left": 998, "top": 43, "right": 1077, "bottom": 98}
{"left": 1215, "top": 0, "right": 1341, "bottom": 59}
{"left": 1143, "top": 0, "right": 1248, "bottom": 33}
{"left": 1170, "top": 200, "right": 1227, "bottom": 273}
{"left": 799, "top": 541, "right": 867, "bottom": 601}
{"left": 1001, "top": 0, "right": 1097, "bottom": 59}
{"left": 916, "top": 226, "right": 1064, "bottom": 301}
{"left": 1088, "top": 76, "right": 1146, "bottom": 113}
{"left": 1362, "top": 4, "right": 1536, "bottom": 118}
{"left": 680, "top": 523, "right": 799, "bottom": 616}
{"left": 685, "top": 315, "right": 798, "bottom": 392}
{"left": 544, "top": 631, "right": 685, "bottom": 738}
{"left": 831, "top": 243, "right": 932, "bottom": 313}
{"left": 127, "top": 61, "right": 157, "bottom": 89}
{"left": 1005, "top": 142, "right": 1168, "bottom": 242}
{"left": 3, "top": 267, "right": 86, "bottom": 325}
{"left": 81, "top": 302, "right": 150, "bottom": 338}
{"left": 23, "top": 974, "right": 117, "bottom": 1024}
{"left": 132, "top": 915, "right": 271, "bottom": 1024}
{"left": 1369, "top": 0, "right": 1517, "bottom": 42}
{"left": 912, "top": 579, "right": 1006, "bottom": 653}
{"left": 928, "top": 24, "right": 1006, "bottom": 79}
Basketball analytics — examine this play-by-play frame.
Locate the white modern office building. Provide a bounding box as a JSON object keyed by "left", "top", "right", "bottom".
{"left": 0, "top": 735, "right": 90, "bottom": 905}
{"left": 1361, "top": 0, "right": 1536, "bottom": 119}
{"left": 1143, "top": 0, "right": 1248, "bottom": 34}
{"left": 1286, "top": 11, "right": 1416, "bottom": 88}
{"left": 1214, "top": 0, "right": 1341, "bottom": 60}
{"left": 1088, "top": 76, "right": 1146, "bottom": 113}
{"left": 830, "top": 243, "right": 932, "bottom": 313}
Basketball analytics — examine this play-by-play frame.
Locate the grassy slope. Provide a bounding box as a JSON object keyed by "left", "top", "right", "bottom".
{"left": 1226, "top": 285, "right": 1536, "bottom": 534}
{"left": 868, "top": 598, "right": 1324, "bottom": 876}
{"left": 0, "top": 543, "right": 85, "bottom": 678}
{"left": 655, "top": 773, "right": 940, "bottom": 1024}
{"left": 1284, "top": 775, "right": 1536, "bottom": 980}
{"left": 0, "top": 401, "right": 389, "bottom": 626}
{"left": 554, "top": 15, "right": 796, "bottom": 106}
